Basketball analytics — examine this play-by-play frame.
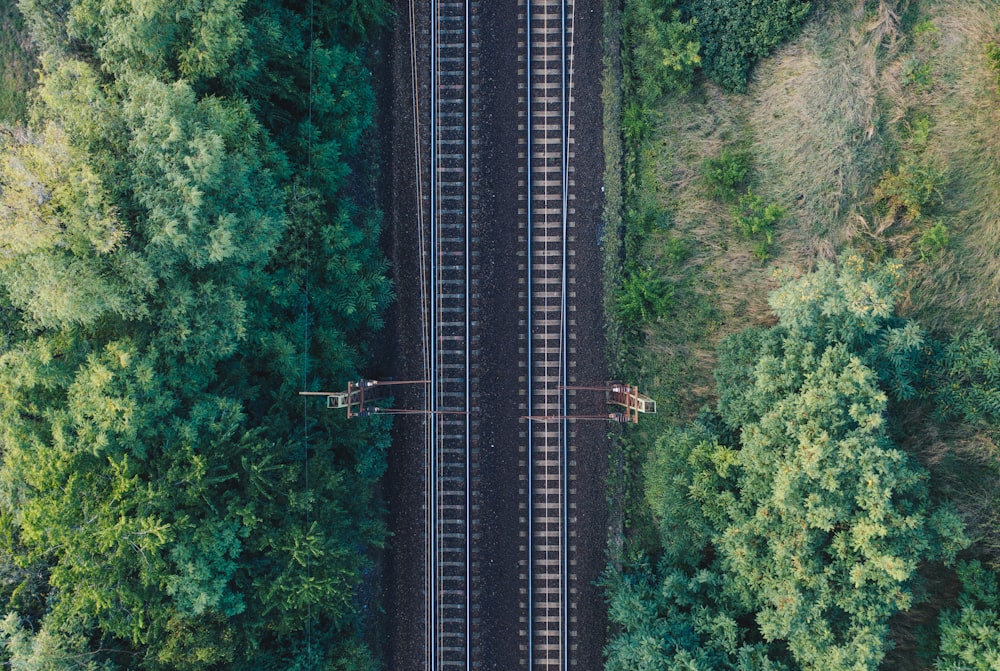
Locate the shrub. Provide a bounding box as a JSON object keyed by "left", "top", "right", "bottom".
{"left": 987, "top": 42, "right": 1000, "bottom": 92}
{"left": 731, "top": 189, "right": 784, "bottom": 259}
{"left": 701, "top": 148, "right": 751, "bottom": 202}
{"left": 930, "top": 329, "right": 1000, "bottom": 426}
{"left": 874, "top": 154, "right": 945, "bottom": 220}
{"left": 616, "top": 264, "right": 674, "bottom": 325}
{"left": 935, "top": 561, "right": 1000, "bottom": 671}
{"left": 625, "top": 0, "right": 701, "bottom": 102}
{"left": 662, "top": 234, "right": 690, "bottom": 265}
{"left": 917, "top": 220, "right": 949, "bottom": 261}
{"left": 686, "top": 0, "right": 813, "bottom": 92}
{"left": 903, "top": 56, "right": 934, "bottom": 92}
{"left": 908, "top": 112, "right": 933, "bottom": 150}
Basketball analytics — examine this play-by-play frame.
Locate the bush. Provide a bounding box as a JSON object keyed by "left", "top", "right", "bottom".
{"left": 935, "top": 561, "right": 1000, "bottom": 671}
{"left": 701, "top": 148, "right": 751, "bottom": 202}
{"left": 917, "top": 220, "right": 949, "bottom": 261}
{"left": 903, "top": 56, "right": 934, "bottom": 92}
{"left": 875, "top": 154, "right": 945, "bottom": 220}
{"left": 931, "top": 328, "right": 1000, "bottom": 425}
{"left": 625, "top": 0, "right": 701, "bottom": 103}
{"left": 662, "top": 234, "right": 690, "bottom": 265}
{"left": 731, "top": 189, "right": 784, "bottom": 259}
{"left": 986, "top": 42, "right": 1000, "bottom": 92}
{"left": 686, "top": 0, "right": 813, "bottom": 92}
{"left": 616, "top": 264, "right": 674, "bottom": 325}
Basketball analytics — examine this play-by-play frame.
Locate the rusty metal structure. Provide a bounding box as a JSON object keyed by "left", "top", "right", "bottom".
{"left": 299, "top": 379, "right": 434, "bottom": 418}
{"left": 524, "top": 383, "right": 656, "bottom": 424}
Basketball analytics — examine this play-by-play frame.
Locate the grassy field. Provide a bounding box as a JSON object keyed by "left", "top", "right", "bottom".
{"left": 626, "top": 0, "right": 1000, "bottom": 404}
{"left": 610, "top": 0, "right": 1000, "bottom": 445}
{"left": 605, "top": 0, "right": 1000, "bottom": 665}
{"left": 0, "top": 0, "right": 37, "bottom": 124}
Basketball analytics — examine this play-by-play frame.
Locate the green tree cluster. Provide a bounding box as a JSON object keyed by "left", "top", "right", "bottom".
{"left": 606, "top": 255, "right": 981, "bottom": 670}
{"left": 624, "top": 0, "right": 700, "bottom": 104}
{"left": 684, "top": 0, "right": 814, "bottom": 92}
{"left": 623, "top": 0, "right": 818, "bottom": 98}
{"left": 0, "top": 0, "right": 391, "bottom": 667}
{"left": 935, "top": 561, "right": 1000, "bottom": 671}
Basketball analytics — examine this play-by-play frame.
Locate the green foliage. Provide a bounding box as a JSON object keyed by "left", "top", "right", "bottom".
{"left": 607, "top": 256, "right": 974, "bottom": 671}
{"left": 686, "top": 0, "right": 813, "bottom": 92}
{"left": 935, "top": 561, "right": 1000, "bottom": 671}
{"left": 903, "top": 55, "right": 934, "bottom": 92}
{"left": 908, "top": 112, "right": 933, "bottom": 150}
{"left": 617, "top": 264, "right": 674, "bottom": 326}
{"left": 624, "top": 0, "right": 700, "bottom": 103}
{"left": 767, "top": 255, "right": 932, "bottom": 402}
{"left": 702, "top": 147, "right": 751, "bottom": 202}
{"left": 603, "top": 556, "right": 788, "bottom": 671}
{"left": 662, "top": 233, "right": 690, "bottom": 265}
{"left": 66, "top": 0, "right": 248, "bottom": 81}
{"left": 0, "top": 125, "right": 146, "bottom": 329}
{"left": 731, "top": 189, "right": 784, "bottom": 259}
{"left": 987, "top": 42, "right": 1000, "bottom": 92}
{"left": 622, "top": 101, "right": 653, "bottom": 148}
{"left": 643, "top": 425, "right": 720, "bottom": 565}
{"left": 0, "top": 0, "right": 392, "bottom": 666}
{"left": 713, "top": 325, "right": 784, "bottom": 428}
{"left": 918, "top": 220, "right": 949, "bottom": 261}
{"left": 717, "top": 341, "right": 964, "bottom": 669}
{"left": 767, "top": 254, "right": 901, "bottom": 346}
{"left": 0, "top": 1, "right": 37, "bottom": 124}
{"left": 874, "top": 153, "right": 945, "bottom": 221}
{"left": 930, "top": 329, "right": 1000, "bottom": 426}
{"left": 0, "top": 612, "right": 117, "bottom": 671}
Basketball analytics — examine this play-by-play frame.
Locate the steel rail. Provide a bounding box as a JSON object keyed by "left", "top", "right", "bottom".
{"left": 559, "top": 2, "right": 570, "bottom": 669}
{"left": 428, "top": 0, "right": 438, "bottom": 667}
{"left": 525, "top": 0, "right": 534, "bottom": 666}
{"left": 428, "top": 3, "right": 474, "bottom": 667}
{"left": 464, "top": 1, "right": 472, "bottom": 668}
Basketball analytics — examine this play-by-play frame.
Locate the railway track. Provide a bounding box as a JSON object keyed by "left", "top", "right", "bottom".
{"left": 420, "top": 0, "right": 575, "bottom": 668}
{"left": 426, "top": 1, "right": 480, "bottom": 669}
{"left": 520, "top": 0, "right": 575, "bottom": 669}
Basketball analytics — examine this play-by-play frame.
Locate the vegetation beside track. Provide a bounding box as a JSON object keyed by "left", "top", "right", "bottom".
{"left": 0, "top": 0, "right": 37, "bottom": 124}
{"left": 602, "top": 1, "right": 1000, "bottom": 668}
{"left": 0, "top": 0, "right": 393, "bottom": 668}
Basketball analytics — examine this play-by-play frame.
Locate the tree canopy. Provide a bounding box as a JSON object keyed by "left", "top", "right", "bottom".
{"left": 0, "top": 0, "right": 391, "bottom": 667}
{"left": 607, "top": 256, "right": 982, "bottom": 671}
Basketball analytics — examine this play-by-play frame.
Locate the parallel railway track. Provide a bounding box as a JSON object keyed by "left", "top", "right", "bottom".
{"left": 421, "top": 0, "right": 575, "bottom": 668}
{"left": 521, "top": 0, "right": 575, "bottom": 669}
{"left": 427, "top": 1, "right": 480, "bottom": 669}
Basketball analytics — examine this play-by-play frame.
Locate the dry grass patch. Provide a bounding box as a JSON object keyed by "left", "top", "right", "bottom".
{"left": 748, "top": 0, "right": 891, "bottom": 237}
{"left": 639, "top": 90, "right": 776, "bottom": 419}
{"left": 634, "top": 2, "right": 891, "bottom": 418}
{"left": 898, "top": 0, "right": 1000, "bottom": 332}
{"left": 632, "top": 0, "right": 1000, "bottom": 417}
{"left": 0, "top": 0, "right": 37, "bottom": 124}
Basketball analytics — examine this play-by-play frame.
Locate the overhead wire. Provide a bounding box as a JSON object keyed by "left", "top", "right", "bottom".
{"left": 302, "top": 0, "right": 316, "bottom": 664}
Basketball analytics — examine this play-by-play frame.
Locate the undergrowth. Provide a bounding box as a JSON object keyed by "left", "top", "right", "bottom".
{"left": 603, "top": 0, "right": 1000, "bottom": 668}
{"left": 0, "top": 1, "right": 37, "bottom": 124}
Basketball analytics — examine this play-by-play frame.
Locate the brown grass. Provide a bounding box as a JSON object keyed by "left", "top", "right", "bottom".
{"left": 635, "top": 0, "right": 894, "bottom": 419}
{"left": 0, "top": 0, "right": 38, "bottom": 124}
{"left": 748, "top": 1, "right": 894, "bottom": 237}
{"left": 887, "top": 0, "right": 1000, "bottom": 333}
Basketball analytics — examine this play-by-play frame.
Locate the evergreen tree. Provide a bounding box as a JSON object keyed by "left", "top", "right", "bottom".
{"left": 0, "top": 0, "right": 392, "bottom": 666}
{"left": 609, "top": 255, "right": 973, "bottom": 671}
{"left": 936, "top": 561, "right": 1000, "bottom": 671}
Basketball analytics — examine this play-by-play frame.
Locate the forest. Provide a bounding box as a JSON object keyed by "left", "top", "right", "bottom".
{"left": 0, "top": 0, "right": 392, "bottom": 668}
{"left": 603, "top": 0, "right": 1000, "bottom": 669}
{"left": 4, "top": 0, "right": 1000, "bottom": 668}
